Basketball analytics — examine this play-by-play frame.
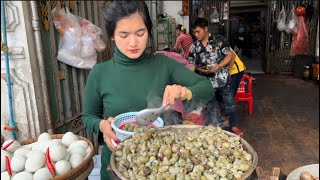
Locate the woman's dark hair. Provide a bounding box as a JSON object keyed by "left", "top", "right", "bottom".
{"left": 176, "top": 24, "right": 186, "bottom": 34}
{"left": 103, "top": 1, "right": 154, "bottom": 52}
{"left": 191, "top": 18, "right": 209, "bottom": 29}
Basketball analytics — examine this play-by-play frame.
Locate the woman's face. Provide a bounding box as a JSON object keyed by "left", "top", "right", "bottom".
{"left": 176, "top": 29, "right": 182, "bottom": 36}
{"left": 113, "top": 12, "right": 149, "bottom": 59}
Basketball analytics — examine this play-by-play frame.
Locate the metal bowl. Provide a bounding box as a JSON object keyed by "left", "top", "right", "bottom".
{"left": 111, "top": 125, "right": 258, "bottom": 180}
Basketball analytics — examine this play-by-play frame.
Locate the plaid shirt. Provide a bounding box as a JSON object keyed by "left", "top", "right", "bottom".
{"left": 188, "top": 34, "right": 231, "bottom": 88}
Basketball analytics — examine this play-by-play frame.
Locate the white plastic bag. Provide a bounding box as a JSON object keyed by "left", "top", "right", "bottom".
{"left": 79, "top": 18, "right": 106, "bottom": 53}
{"left": 277, "top": 6, "right": 286, "bottom": 31}
{"left": 52, "top": 6, "right": 106, "bottom": 69}
{"left": 198, "top": 6, "right": 204, "bottom": 18}
{"left": 81, "top": 35, "right": 96, "bottom": 58}
{"left": 57, "top": 48, "right": 96, "bottom": 69}
{"left": 61, "top": 28, "right": 82, "bottom": 54}
{"left": 210, "top": 7, "right": 220, "bottom": 23}
{"left": 285, "top": 5, "right": 299, "bottom": 34}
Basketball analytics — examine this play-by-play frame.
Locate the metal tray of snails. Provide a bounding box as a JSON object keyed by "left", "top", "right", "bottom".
{"left": 111, "top": 125, "right": 258, "bottom": 180}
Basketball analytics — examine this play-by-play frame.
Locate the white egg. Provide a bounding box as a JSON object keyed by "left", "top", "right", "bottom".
{"left": 21, "top": 143, "right": 32, "bottom": 149}
{"left": 68, "top": 146, "right": 86, "bottom": 157}
{"left": 62, "top": 132, "right": 79, "bottom": 147}
{"left": 12, "top": 171, "right": 33, "bottom": 180}
{"left": 1, "top": 171, "right": 11, "bottom": 180}
{"left": 68, "top": 140, "right": 89, "bottom": 150}
{"left": 31, "top": 141, "right": 51, "bottom": 154}
{"left": 1, "top": 171, "right": 16, "bottom": 180}
{"left": 26, "top": 149, "right": 43, "bottom": 158}
{"left": 69, "top": 153, "right": 84, "bottom": 169}
{"left": 37, "top": 141, "right": 51, "bottom": 154}
{"left": 47, "top": 139, "right": 62, "bottom": 147}
{"left": 38, "top": 133, "right": 52, "bottom": 142}
{"left": 63, "top": 152, "right": 70, "bottom": 161}
{"left": 25, "top": 151, "right": 45, "bottom": 172}
{"left": 31, "top": 142, "right": 42, "bottom": 152}
{"left": 11, "top": 154, "right": 26, "bottom": 173}
{"left": 49, "top": 144, "right": 67, "bottom": 162}
{"left": 1, "top": 150, "right": 12, "bottom": 173}
{"left": 2, "top": 140, "right": 21, "bottom": 154}
{"left": 55, "top": 160, "right": 72, "bottom": 175}
{"left": 13, "top": 147, "right": 31, "bottom": 158}
{"left": 33, "top": 167, "right": 53, "bottom": 180}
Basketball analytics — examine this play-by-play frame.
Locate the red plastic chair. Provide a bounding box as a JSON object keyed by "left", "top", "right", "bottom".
{"left": 235, "top": 74, "right": 253, "bottom": 115}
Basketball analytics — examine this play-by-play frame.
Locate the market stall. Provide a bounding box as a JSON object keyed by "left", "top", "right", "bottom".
{"left": 1, "top": 132, "right": 94, "bottom": 180}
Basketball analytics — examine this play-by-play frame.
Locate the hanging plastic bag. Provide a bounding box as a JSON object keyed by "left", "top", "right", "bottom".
{"left": 223, "top": 2, "right": 229, "bottom": 20}
{"left": 277, "top": 6, "right": 286, "bottom": 31}
{"left": 290, "top": 16, "right": 308, "bottom": 56}
{"left": 79, "top": 18, "right": 106, "bottom": 57}
{"left": 285, "top": 5, "right": 299, "bottom": 34}
{"left": 210, "top": 7, "right": 220, "bottom": 23}
{"left": 198, "top": 6, "right": 204, "bottom": 18}
{"left": 51, "top": 6, "right": 105, "bottom": 69}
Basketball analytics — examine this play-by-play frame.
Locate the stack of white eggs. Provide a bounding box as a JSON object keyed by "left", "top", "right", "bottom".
{"left": 1, "top": 132, "right": 91, "bottom": 180}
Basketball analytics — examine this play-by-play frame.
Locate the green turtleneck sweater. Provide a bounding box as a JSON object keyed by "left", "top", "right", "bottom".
{"left": 82, "top": 47, "right": 213, "bottom": 178}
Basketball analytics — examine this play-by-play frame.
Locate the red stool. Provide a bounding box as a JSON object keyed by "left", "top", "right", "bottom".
{"left": 235, "top": 74, "right": 253, "bottom": 115}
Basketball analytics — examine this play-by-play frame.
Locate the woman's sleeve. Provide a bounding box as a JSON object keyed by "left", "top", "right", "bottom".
{"left": 173, "top": 36, "right": 183, "bottom": 50}
{"left": 82, "top": 67, "right": 103, "bottom": 135}
{"left": 164, "top": 56, "right": 214, "bottom": 109}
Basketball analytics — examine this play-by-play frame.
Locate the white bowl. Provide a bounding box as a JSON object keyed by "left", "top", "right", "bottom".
{"left": 286, "top": 164, "right": 319, "bottom": 180}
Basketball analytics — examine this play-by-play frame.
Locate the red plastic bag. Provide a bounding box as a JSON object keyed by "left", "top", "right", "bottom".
{"left": 290, "top": 16, "right": 308, "bottom": 56}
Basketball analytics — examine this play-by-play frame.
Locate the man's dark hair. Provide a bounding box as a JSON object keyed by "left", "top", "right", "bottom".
{"left": 191, "top": 18, "right": 209, "bottom": 29}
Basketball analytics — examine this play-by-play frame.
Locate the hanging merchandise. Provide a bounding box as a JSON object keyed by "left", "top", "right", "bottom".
{"left": 51, "top": 6, "right": 106, "bottom": 69}
{"left": 290, "top": 16, "right": 309, "bottom": 56}
{"left": 210, "top": 7, "right": 220, "bottom": 23}
{"left": 285, "top": 5, "right": 299, "bottom": 35}
{"left": 198, "top": 5, "right": 204, "bottom": 18}
{"left": 295, "top": 5, "right": 306, "bottom": 16}
{"left": 223, "top": 2, "right": 229, "bottom": 20}
{"left": 277, "top": 6, "right": 286, "bottom": 31}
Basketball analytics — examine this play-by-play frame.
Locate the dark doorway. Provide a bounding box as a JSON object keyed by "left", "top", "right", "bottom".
{"left": 230, "top": 10, "right": 267, "bottom": 74}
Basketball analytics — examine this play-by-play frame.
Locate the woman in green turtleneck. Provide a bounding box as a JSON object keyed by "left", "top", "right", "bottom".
{"left": 82, "top": 1, "right": 214, "bottom": 179}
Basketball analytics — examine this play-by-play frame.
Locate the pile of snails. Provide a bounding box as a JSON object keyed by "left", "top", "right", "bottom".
{"left": 122, "top": 123, "right": 145, "bottom": 132}
{"left": 114, "top": 126, "right": 253, "bottom": 180}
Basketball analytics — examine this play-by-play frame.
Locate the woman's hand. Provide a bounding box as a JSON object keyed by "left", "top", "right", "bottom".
{"left": 99, "top": 118, "right": 119, "bottom": 151}
{"left": 162, "top": 84, "right": 192, "bottom": 106}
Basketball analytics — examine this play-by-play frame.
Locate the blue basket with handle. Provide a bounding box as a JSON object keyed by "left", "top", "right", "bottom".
{"left": 111, "top": 112, "right": 164, "bottom": 141}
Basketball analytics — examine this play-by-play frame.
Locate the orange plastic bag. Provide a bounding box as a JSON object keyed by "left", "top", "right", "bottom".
{"left": 290, "top": 16, "right": 308, "bottom": 56}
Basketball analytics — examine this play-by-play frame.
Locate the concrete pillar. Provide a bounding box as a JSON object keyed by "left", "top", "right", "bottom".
{"left": 1, "top": 1, "right": 44, "bottom": 141}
